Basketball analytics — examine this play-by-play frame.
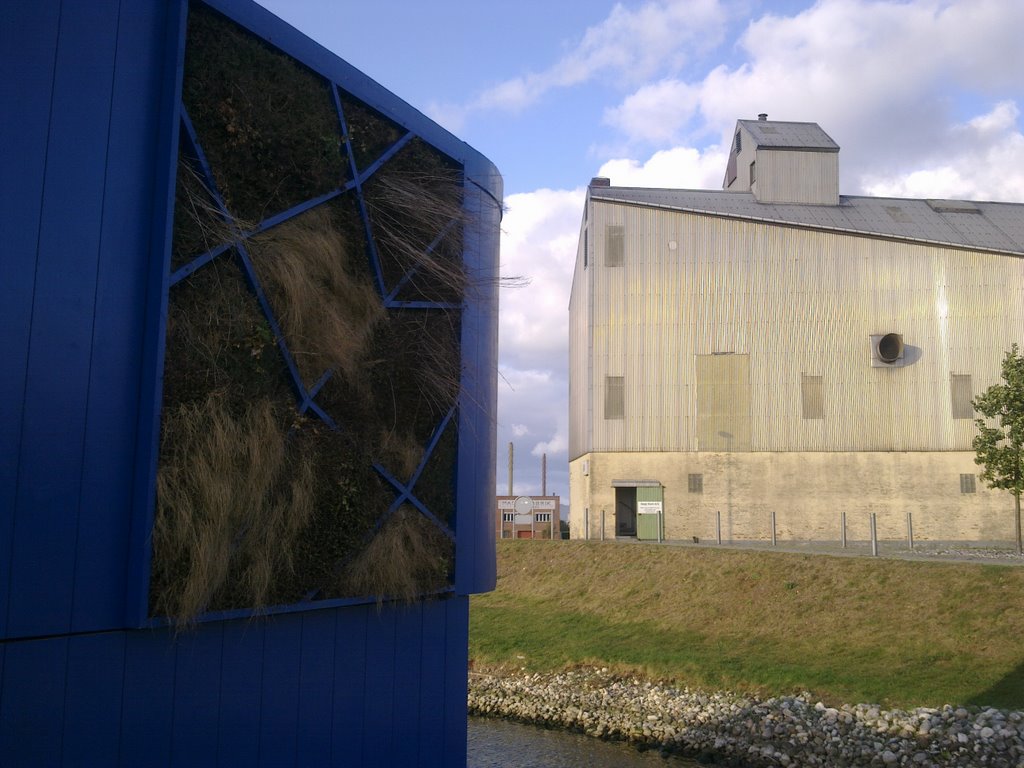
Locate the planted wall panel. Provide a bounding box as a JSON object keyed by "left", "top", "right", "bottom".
{"left": 155, "top": 4, "right": 475, "bottom": 622}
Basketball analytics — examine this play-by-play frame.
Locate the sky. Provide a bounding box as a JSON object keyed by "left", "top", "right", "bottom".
{"left": 255, "top": 0, "right": 1024, "bottom": 510}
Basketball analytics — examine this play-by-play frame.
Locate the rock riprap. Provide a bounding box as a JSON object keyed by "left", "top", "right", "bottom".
{"left": 467, "top": 667, "right": 1024, "bottom": 767}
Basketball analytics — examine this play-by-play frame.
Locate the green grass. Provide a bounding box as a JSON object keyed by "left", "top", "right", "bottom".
{"left": 470, "top": 540, "right": 1024, "bottom": 710}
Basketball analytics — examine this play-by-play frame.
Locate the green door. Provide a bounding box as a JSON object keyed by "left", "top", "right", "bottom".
{"left": 636, "top": 486, "right": 663, "bottom": 541}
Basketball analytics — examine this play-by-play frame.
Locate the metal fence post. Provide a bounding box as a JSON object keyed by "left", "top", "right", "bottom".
{"left": 907, "top": 512, "right": 914, "bottom": 550}
{"left": 601, "top": 509, "right": 605, "bottom": 541}
{"left": 771, "top": 511, "right": 777, "bottom": 546}
{"left": 870, "top": 513, "right": 878, "bottom": 556}
{"left": 584, "top": 507, "right": 589, "bottom": 540}
{"left": 716, "top": 510, "right": 722, "bottom": 545}
{"left": 841, "top": 511, "right": 847, "bottom": 549}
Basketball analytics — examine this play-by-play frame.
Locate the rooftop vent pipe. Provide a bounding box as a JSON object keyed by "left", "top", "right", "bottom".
{"left": 758, "top": 113, "right": 768, "bottom": 121}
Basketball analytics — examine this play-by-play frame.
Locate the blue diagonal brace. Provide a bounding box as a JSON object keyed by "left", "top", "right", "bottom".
{"left": 170, "top": 241, "right": 232, "bottom": 287}
{"left": 373, "top": 463, "right": 455, "bottom": 541}
{"left": 383, "top": 218, "right": 458, "bottom": 305}
{"left": 332, "top": 84, "right": 416, "bottom": 301}
{"left": 175, "top": 104, "right": 334, "bottom": 430}
{"left": 370, "top": 404, "right": 457, "bottom": 540}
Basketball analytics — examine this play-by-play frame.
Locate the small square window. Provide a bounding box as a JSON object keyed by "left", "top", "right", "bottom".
{"left": 688, "top": 473, "right": 703, "bottom": 493}
{"left": 960, "top": 474, "right": 976, "bottom": 494}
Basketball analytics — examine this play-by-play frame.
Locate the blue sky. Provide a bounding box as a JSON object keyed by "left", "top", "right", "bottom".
{"left": 256, "top": 0, "right": 1024, "bottom": 508}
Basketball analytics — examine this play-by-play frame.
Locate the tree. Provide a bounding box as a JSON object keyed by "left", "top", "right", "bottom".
{"left": 973, "top": 344, "right": 1024, "bottom": 554}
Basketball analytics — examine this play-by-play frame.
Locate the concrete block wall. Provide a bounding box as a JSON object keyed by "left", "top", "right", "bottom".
{"left": 570, "top": 451, "right": 1013, "bottom": 544}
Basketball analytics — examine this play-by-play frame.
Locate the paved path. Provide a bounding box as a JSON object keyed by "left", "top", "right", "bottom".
{"left": 618, "top": 536, "right": 1024, "bottom": 566}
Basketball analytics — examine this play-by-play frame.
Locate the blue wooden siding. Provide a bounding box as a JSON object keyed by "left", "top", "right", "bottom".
{"left": 0, "top": 599, "right": 469, "bottom": 767}
{"left": 8, "top": 0, "right": 122, "bottom": 638}
{"left": 0, "top": 0, "right": 61, "bottom": 642}
{"left": 0, "top": 0, "right": 183, "bottom": 640}
{"left": 1, "top": 0, "right": 498, "bottom": 763}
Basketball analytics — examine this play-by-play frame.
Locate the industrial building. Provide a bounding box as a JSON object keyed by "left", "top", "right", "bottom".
{"left": 495, "top": 495, "right": 562, "bottom": 539}
{"left": 569, "top": 116, "right": 1024, "bottom": 544}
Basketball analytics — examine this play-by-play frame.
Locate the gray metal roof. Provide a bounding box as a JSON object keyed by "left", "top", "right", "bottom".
{"left": 590, "top": 187, "right": 1024, "bottom": 256}
{"left": 738, "top": 119, "right": 839, "bottom": 151}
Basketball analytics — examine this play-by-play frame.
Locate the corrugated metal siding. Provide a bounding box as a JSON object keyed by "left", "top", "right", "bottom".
{"left": 755, "top": 150, "right": 839, "bottom": 205}
{"left": 579, "top": 202, "right": 1024, "bottom": 454}
{"left": 569, "top": 212, "right": 591, "bottom": 458}
{"left": 801, "top": 374, "right": 824, "bottom": 419}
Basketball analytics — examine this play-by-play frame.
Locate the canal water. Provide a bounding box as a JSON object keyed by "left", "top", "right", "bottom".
{"left": 467, "top": 717, "right": 700, "bottom": 767}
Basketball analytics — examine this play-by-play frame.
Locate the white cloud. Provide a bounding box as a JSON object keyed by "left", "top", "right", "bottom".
{"left": 532, "top": 430, "right": 567, "bottom": 457}
{"left": 495, "top": 186, "right": 582, "bottom": 497}
{"left": 498, "top": 187, "right": 585, "bottom": 373}
{"left": 860, "top": 101, "right": 1024, "bottom": 201}
{"left": 602, "top": 79, "right": 699, "bottom": 145}
{"left": 597, "top": 145, "right": 727, "bottom": 189}
{"left": 598, "top": 0, "right": 1024, "bottom": 197}
{"left": 497, "top": 365, "right": 569, "bottom": 496}
{"left": 445, "top": 0, "right": 727, "bottom": 120}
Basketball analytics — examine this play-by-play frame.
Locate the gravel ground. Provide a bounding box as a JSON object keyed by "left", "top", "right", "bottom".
{"left": 469, "top": 667, "right": 1024, "bottom": 767}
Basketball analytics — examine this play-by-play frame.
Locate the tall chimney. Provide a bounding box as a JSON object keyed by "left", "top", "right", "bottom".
{"left": 508, "top": 442, "right": 514, "bottom": 497}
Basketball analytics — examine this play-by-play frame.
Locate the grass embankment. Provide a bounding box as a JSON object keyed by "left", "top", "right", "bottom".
{"left": 470, "top": 540, "right": 1024, "bottom": 710}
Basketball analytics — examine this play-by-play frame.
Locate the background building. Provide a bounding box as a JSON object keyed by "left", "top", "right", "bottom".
{"left": 495, "top": 495, "right": 562, "bottom": 539}
{"left": 569, "top": 116, "right": 1024, "bottom": 544}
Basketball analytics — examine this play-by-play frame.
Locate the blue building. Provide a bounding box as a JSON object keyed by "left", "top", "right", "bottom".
{"left": 0, "top": 1, "right": 501, "bottom": 765}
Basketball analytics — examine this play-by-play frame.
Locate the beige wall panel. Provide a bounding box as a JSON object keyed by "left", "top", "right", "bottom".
{"left": 696, "top": 354, "right": 751, "bottom": 451}
{"left": 568, "top": 456, "right": 589, "bottom": 537}
{"left": 578, "top": 202, "right": 1024, "bottom": 455}
{"left": 756, "top": 150, "right": 839, "bottom": 205}
{"left": 573, "top": 451, "right": 1016, "bottom": 543}
{"left": 569, "top": 212, "right": 591, "bottom": 459}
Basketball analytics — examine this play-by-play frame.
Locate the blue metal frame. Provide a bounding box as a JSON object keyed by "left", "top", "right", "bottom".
{"left": 126, "top": 0, "right": 502, "bottom": 624}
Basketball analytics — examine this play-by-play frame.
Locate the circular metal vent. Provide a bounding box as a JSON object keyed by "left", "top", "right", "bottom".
{"left": 878, "top": 333, "right": 903, "bottom": 363}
